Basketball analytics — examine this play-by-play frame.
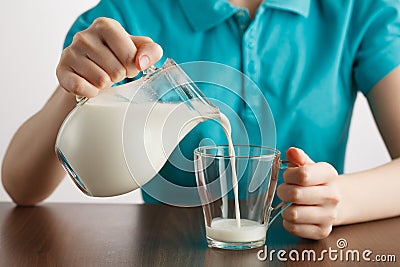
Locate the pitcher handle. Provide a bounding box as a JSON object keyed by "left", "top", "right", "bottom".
{"left": 268, "top": 159, "right": 298, "bottom": 227}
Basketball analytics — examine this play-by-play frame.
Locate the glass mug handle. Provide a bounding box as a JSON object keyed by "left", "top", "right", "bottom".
{"left": 268, "top": 160, "right": 298, "bottom": 227}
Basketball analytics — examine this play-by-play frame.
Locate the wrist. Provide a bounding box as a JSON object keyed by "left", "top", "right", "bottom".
{"left": 332, "top": 173, "right": 352, "bottom": 226}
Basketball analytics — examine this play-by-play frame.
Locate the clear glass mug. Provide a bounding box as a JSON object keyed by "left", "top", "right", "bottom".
{"left": 194, "top": 144, "right": 292, "bottom": 250}
{"left": 55, "top": 58, "right": 220, "bottom": 197}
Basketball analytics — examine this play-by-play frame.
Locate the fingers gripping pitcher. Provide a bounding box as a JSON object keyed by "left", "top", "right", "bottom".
{"left": 55, "top": 59, "right": 220, "bottom": 197}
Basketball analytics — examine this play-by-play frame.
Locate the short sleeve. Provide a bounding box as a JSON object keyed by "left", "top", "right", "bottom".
{"left": 353, "top": 1, "right": 400, "bottom": 95}
{"left": 62, "top": 0, "right": 128, "bottom": 49}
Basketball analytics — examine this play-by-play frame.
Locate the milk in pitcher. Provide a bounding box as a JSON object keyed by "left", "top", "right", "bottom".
{"left": 56, "top": 100, "right": 208, "bottom": 196}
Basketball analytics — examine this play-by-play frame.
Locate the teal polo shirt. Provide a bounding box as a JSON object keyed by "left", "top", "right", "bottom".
{"left": 64, "top": 0, "right": 400, "bottom": 204}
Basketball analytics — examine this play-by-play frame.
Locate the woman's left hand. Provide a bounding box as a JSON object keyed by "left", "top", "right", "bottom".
{"left": 277, "top": 147, "right": 341, "bottom": 240}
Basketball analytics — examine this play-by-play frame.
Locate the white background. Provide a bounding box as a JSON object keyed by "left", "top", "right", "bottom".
{"left": 0, "top": 1, "right": 391, "bottom": 204}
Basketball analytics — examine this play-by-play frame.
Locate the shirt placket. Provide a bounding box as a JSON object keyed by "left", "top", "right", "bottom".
{"left": 242, "top": 6, "right": 267, "bottom": 83}
{"left": 234, "top": 6, "right": 267, "bottom": 107}
{"left": 234, "top": 6, "right": 276, "bottom": 147}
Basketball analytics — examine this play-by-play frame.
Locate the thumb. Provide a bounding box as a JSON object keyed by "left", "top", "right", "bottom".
{"left": 130, "top": 36, "right": 163, "bottom": 71}
{"left": 286, "top": 147, "right": 314, "bottom": 166}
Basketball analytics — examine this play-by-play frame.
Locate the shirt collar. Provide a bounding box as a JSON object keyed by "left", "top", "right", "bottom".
{"left": 178, "top": 0, "right": 311, "bottom": 32}
{"left": 264, "top": 0, "right": 310, "bottom": 18}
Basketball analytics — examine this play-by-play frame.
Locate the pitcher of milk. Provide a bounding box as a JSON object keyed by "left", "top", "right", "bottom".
{"left": 55, "top": 58, "right": 220, "bottom": 197}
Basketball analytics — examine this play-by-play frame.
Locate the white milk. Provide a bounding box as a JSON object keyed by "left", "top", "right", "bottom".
{"left": 206, "top": 219, "right": 267, "bottom": 243}
{"left": 56, "top": 101, "right": 206, "bottom": 196}
{"left": 218, "top": 114, "right": 241, "bottom": 228}
{"left": 208, "top": 114, "right": 267, "bottom": 243}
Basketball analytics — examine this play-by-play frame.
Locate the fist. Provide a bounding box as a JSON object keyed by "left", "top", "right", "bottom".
{"left": 277, "top": 147, "right": 340, "bottom": 240}
{"left": 56, "top": 17, "right": 163, "bottom": 97}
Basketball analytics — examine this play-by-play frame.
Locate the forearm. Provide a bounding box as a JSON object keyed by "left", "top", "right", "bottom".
{"left": 335, "top": 157, "right": 400, "bottom": 226}
{"left": 1, "top": 87, "right": 75, "bottom": 205}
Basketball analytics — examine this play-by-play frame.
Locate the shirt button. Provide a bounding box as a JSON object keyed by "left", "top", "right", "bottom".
{"left": 235, "top": 10, "right": 249, "bottom": 29}
{"left": 236, "top": 10, "right": 246, "bottom": 17}
{"left": 247, "top": 40, "right": 255, "bottom": 48}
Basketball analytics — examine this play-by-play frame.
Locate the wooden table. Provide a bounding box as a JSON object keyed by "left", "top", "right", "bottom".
{"left": 0, "top": 202, "right": 398, "bottom": 266}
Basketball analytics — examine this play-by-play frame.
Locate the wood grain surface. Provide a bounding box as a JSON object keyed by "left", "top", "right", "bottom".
{"left": 0, "top": 202, "right": 398, "bottom": 266}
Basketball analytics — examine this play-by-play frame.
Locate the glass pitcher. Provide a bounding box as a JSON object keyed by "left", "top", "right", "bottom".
{"left": 55, "top": 58, "right": 220, "bottom": 197}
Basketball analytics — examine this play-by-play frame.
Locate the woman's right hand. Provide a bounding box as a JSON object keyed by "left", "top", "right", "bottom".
{"left": 56, "top": 17, "right": 163, "bottom": 98}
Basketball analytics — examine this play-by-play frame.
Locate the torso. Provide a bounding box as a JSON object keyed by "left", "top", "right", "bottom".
{"left": 63, "top": 0, "right": 400, "bottom": 202}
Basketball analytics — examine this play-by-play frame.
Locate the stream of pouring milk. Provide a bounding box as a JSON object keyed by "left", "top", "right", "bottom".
{"left": 204, "top": 113, "right": 267, "bottom": 243}
{"left": 218, "top": 113, "right": 241, "bottom": 228}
